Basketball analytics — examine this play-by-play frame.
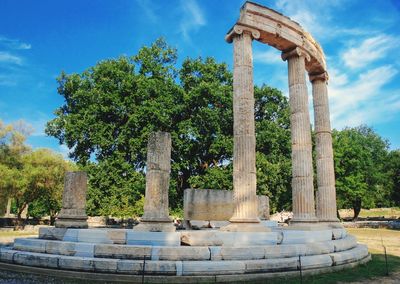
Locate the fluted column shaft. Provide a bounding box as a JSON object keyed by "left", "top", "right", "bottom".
{"left": 282, "top": 48, "right": 317, "bottom": 223}
{"left": 311, "top": 73, "right": 338, "bottom": 222}
{"left": 230, "top": 28, "right": 259, "bottom": 223}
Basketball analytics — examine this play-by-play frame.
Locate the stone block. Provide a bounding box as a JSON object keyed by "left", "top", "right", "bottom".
{"left": 333, "top": 235, "right": 357, "bottom": 252}
{"left": 93, "top": 258, "right": 118, "bottom": 273}
{"left": 305, "top": 241, "right": 335, "bottom": 255}
{"left": 210, "top": 246, "right": 222, "bottom": 260}
{"left": 330, "top": 244, "right": 369, "bottom": 266}
{"left": 117, "top": 259, "right": 143, "bottom": 274}
{"left": 265, "top": 244, "right": 306, "bottom": 258}
{"left": 45, "top": 241, "right": 76, "bottom": 256}
{"left": 62, "top": 229, "right": 79, "bottom": 242}
{"left": 39, "top": 227, "right": 67, "bottom": 240}
{"left": 94, "top": 244, "right": 151, "bottom": 259}
{"left": 181, "top": 231, "right": 277, "bottom": 246}
{"left": 144, "top": 260, "right": 177, "bottom": 275}
{"left": 126, "top": 231, "right": 181, "bottom": 246}
{"left": 77, "top": 229, "right": 113, "bottom": 244}
{"left": 152, "top": 246, "right": 210, "bottom": 261}
{"left": 220, "top": 246, "right": 264, "bottom": 260}
{"left": 189, "top": 220, "right": 210, "bottom": 229}
{"left": 245, "top": 257, "right": 298, "bottom": 273}
{"left": 107, "top": 229, "right": 126, "bottom": 244}
{"left": 74, "top": 243, "right": 94, "bottom": 257}
{"left": 300, "top": 254, "right": 333, "bottom": 269}
{"left": 182, "top": 260, "right": 245, "bottom": 276}
{"left": 260, "top": 220, "right": 278, "bottom": 228}
{"left": 209, "top": 221, "right": 230, "bottom": 228}
{"left": 13, "top": 238, "right": 46, "bottom": 253}
{"left": 332, "top": 228, "right": 347, "bottom": 240}
{"left": 281, "top": 229, "right": 332, "bottom": 244}
{"left": 0, "top": 247, "right": 16, "bottom": 263}
{"left": 58, "top": 256, "right": 94, "bottom": 271}
{"left": 13, "top": 251, "right": 58, "bottom": 268}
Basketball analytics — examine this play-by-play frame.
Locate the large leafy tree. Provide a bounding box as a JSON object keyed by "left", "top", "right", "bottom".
{"left": 46, "top": 38, "right": 293, "bottom": 216}
{"left": 332, "top": 125, "right": 391, "bottom": 219}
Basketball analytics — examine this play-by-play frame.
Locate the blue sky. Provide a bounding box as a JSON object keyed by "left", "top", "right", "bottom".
{"left": 0, "top": 0, "right": 399, "bottom": 158}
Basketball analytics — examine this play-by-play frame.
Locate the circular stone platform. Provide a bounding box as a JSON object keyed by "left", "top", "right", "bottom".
{"left": 0, "top": 225, "right": 370, "bottom": 282}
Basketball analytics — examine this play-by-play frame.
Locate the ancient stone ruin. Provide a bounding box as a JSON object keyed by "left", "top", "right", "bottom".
{"left": 0, "top": 2, "right": 369, "bottom": 282}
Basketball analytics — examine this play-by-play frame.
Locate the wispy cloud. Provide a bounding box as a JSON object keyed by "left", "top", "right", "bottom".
{"left": 253, "top": 48, "right": 283, "bottom": 65}
{"left": 0, "top": 51, "right": 22, "bottom": 65}
{"left": 179, "top": 0, "right": 206, "bottom": 41}
{"left": 136, "top": 0, "right": 158, "bottom": 23}
{"left": 329, "top": 65, "right": 399, "bottom": 128}
{"left": 0, "top": 36, "right": 31, "bottom": 50}
{"left": 342, "top": 35, "right": 398, "bottom": 69}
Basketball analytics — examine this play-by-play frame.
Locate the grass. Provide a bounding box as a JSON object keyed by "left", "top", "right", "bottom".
{"left": 0, "top": 231, "right": 37, "bottom": 238}
{"left": 339, "top": 207, "right": 400, "bottom": 219}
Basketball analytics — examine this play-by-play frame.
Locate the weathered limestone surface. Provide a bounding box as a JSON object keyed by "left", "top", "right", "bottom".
{"left": 183, "top": 188, "right": 270, "bottom": 221}
{"left": 310, "top": 72, "right": 339, "bottom": 223}
{"left": 135, "top": 131, "right": 175, "bottom": 232}
{"left": 126, "top": 231, "right": 181, "bottom": 246}
{"left": 229, "top": 25, "right": 260, "bottom": 224}
{"left": 55, "top": 171, "right": 88, "bottom": 228}
{"left": 282, "top": 47, "right": 317, "bottom": 224}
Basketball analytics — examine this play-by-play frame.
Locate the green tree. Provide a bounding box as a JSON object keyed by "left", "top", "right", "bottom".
{"left": 386, "top": 150, "right": 400, "bottom": 206}
{"left": 46, "top": 38, "right": 293, "bottom": 217}
{"left": 333, "top": 125, "right": 391, "bottom": 219}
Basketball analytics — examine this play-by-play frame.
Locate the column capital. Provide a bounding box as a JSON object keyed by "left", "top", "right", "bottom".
{"left": 226, "top": 24, "right": 260, "bottom": 43}
{"left": 309, "top": 71, "right": 329, "bottom": 83}
{"left": 281, "top": 47, "right": 310, "bottom": 62}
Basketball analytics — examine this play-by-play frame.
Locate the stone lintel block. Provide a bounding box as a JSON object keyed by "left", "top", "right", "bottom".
{"left": 126, "top": 232, "right": 181, "bottom": 246}
{"left": 333, "top": 235, "right": 357, "bottom": 252}
{"left": 245, "top": 257, "right": 298, "bottom": 273}
{"left": 13, "top": 251, "right": 59, "bottom": 268}
{"left": 94, "top": 244, "right": 151, "bottom": 259}
{"left": 0, "top": 247, "right": 17, "bottom": 263}
{"left": 39, "top": 227, "right": 67, "bottom": 240}
{"left": 152, "top": 246, "right": 210, "bottom": 261}
{"left": 265, "top": 244, "right": 306, "bottom": 258}
{"left": 13, "top": 238, "right": 46, "bottom": 253}
{"left": 220, "top": 246, "right": 264, "bottom": 260}
{"left": 117, "top": 259, "right": 143, "bottom": 274}
{"left": 281, "top": 229, "right": 332, "bottom": 244}
{"left": 58, "top": 255, "right": 94, "bottom": 271}
{"left": 93, "top": 258, "right": 118, "bottom": 273}
{"left": 45, "top": 241, "right": 76, "bottom": 256}
{"left": 300, "top": 254, "right": 333, "bottom": 269}
{"left": 182, "top": 260, "right": 245, "bottom": 276}
{"left": 330, "top": 244, "right": 369, "bottom": 266}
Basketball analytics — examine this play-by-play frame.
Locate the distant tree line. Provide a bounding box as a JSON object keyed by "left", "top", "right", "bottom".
{"left": 1, "top": 39, "right": 399, "bottom": 221}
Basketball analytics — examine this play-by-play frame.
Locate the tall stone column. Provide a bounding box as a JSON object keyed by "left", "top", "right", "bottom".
{"left": 310, "top": 72, "right": 339, "bottom": 223}
{"left": 223, "top": 25, "right": 269, "bottom": 232}
{"left": 55, "top": 171, "right": 88, "bottom": 228}
{"left": 282, "top": 47, "right": 318, "bottom": 223}
{"left": 134, "top": 131, "right": 175, "bottom": 232}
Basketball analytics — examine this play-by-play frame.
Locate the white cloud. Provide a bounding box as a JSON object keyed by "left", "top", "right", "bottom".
{"left": 328, "top": 65, "right": 399, "bottom": 128}
{"left": 136, "top": 0, "right": 158, "bottom": 23}
{"left": 0, "top": 51, "right": 22, "bottom": 65}
{"left": 0, "top": 36, "right": 31, "bottom": 50}
{"left": 179, "top": 0, "right": 206, "bottom": 41}
{"left": 342, "top": 35, "right": 398, "bottom": 69}
{"left": 59, "top": 144, "right": 72, "bottom": 160}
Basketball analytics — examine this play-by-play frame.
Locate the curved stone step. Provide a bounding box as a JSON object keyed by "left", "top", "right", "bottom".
{"left": 0, "top": 245, "right": 369, "bottom": 276}
{"left": 12, "top": 235, "right": 358, "bottom": 261}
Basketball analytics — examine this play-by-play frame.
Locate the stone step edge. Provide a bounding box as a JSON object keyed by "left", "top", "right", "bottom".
{"left": 0, "top": 245, "right": 369, "bottom": 276}
{"left": 13, "top": 235, "right": 358, "bottom": 261}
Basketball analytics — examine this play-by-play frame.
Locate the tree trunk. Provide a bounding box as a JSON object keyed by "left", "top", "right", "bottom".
{"left": 15, "top": 204, "right": 27, "bottom": 230}
{"left": 5, "top": 198, "right": 12, "bottom": 217}
{"left": 352, "top": 198, "right": 362, "bottom": 221}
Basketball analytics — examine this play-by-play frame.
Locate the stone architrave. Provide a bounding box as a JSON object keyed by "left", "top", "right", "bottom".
{"left": 282, "top": 47, "right": 318, "bottom": 224}
{"left": 134, "top": 131, "right": 175, "bottom": 232}
{"left": 222, "top": 25, "right": 270, "bottom": 232}
{"left": 55, "top": 171, "right": 88, "bottom": 228}
{"left": 310, "top": 72, "right": 339, "bottom": 223}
